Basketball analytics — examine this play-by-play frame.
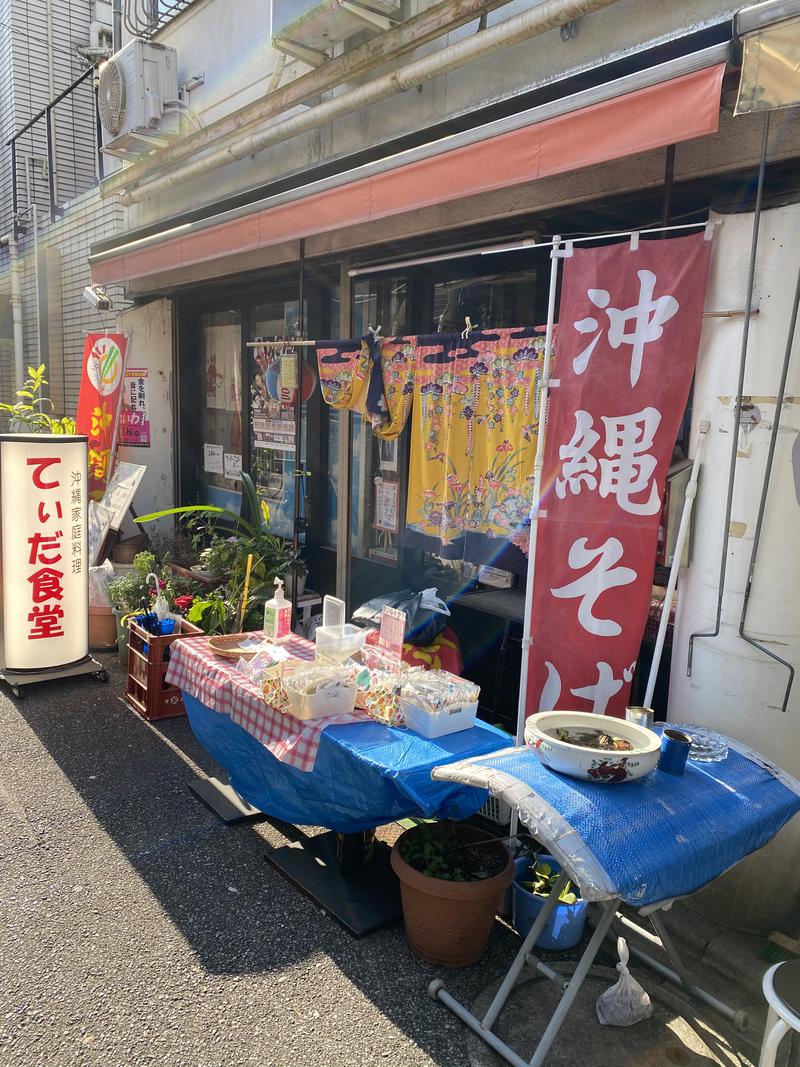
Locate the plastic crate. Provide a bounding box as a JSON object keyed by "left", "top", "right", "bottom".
{"left": 479, "top": 793, "right": 513, "bottom": 828}
{"left": 125, "top": 616, "right": 203, "bottom": 721}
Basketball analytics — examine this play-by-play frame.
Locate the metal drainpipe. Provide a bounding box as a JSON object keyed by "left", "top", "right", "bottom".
{"left": 121, "top": 0, "right": 621, "bottom": 205}
{"left": 45, "top": 0, "right": 57, "bottom": 210}
{"left": 32, "top": 206, "right": 41, "bottom": 370}
{"left": 112, "top": 0, "right": 123, "bottom": 51}
{"left": 686, "top": 110, "right": 771, "bottom": 676}
{"left": 1, "top": 235, "right": 26, "bottom": 390}
{"left": 737, "top": 255, "right": 800, "bottom": 712}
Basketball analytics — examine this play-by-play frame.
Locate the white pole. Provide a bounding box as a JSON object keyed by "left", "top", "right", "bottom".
{"left": 515, "top": 237, "right": 563, "bottom": 747}
{"left": 643, "top": 419, "right": 710, "bottom": 708}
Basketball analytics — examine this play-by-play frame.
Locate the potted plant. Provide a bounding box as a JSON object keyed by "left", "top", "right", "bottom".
{"left": 512, "top": 853, "right": 588, "bottom": 950}
{"left": 391, "top": 821, "right": 513, "bottom": 967}
{"left": 137, "top": 473, "right": 295, "bottom": 635}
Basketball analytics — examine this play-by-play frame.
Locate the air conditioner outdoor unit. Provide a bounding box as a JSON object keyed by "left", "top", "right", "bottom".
{"left": 98, "top": 39, "right": 179, "bottom": 159}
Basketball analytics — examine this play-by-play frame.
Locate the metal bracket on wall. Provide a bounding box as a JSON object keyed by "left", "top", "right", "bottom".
{"left": 560, "top": 19, "right": 578, "bottom": 40}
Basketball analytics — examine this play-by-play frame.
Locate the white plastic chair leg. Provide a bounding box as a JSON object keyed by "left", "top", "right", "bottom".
{"left": 758, "top": 1005, "right": 789, "bottom": 1067}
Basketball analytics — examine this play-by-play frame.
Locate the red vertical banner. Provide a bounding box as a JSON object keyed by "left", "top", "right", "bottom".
{"left": 75, "top": 333, "right": 128, "bottom": 500}
{"left": 526, "top": 232, "right": 712, "bottom": 718}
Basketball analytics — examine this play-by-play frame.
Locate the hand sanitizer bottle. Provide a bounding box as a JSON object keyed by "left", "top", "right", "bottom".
{"left": 263, "top": 577, "right": 292, "bottom": 643}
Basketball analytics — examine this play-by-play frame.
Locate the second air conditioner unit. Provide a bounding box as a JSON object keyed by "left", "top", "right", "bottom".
{"left": 98, "top": 38, "right": 179, "bottom": 159}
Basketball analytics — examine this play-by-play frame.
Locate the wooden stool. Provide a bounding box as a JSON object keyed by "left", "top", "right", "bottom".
{"left": 759, "top": 960, "right": 800, "bottom": 1067}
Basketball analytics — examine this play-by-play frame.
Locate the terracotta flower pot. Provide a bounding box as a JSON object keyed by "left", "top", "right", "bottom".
{"left": 89, "top": 605, "right": 118, "bottom": 651}
{"left": 391, "top": 823, "right": 513, "bottom": 967}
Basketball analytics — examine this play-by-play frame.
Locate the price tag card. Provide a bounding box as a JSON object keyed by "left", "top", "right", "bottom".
{"left": 379, "top": 606, "right": 406, "bottom": 660}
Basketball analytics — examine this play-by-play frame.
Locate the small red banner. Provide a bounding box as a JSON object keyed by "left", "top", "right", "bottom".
{"left": 75, "top": 333, "right": 128, "bottom": 499}
{"left": 526, "top": 232, "right": 712, "bottom": 718}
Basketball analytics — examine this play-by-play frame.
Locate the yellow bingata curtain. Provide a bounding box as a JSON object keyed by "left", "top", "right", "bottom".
{"left": 315, "top": 327, "right": 546, "bottom": 573}
{"left": 403, "top": 328, "right": 544, "bottom": 573}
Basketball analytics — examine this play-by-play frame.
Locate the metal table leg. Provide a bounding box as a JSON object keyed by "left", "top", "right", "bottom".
{"left": 430, "top": 883, "right": 621, "bottom": 1067}
{"left": 610, "top": 910, "right": 749, "bottom": 1030}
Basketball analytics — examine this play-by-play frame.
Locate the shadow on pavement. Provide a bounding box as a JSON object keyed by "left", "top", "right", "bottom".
{"left": 4, "top": 654, "right": 521, "bottom": 1067}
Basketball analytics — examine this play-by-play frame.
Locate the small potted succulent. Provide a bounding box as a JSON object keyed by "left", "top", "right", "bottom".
{"left": 512, "top": 853, "right": 588, "bottom": 950}
{"left": 391, "top": 821, "right": 513, "bottom": 967}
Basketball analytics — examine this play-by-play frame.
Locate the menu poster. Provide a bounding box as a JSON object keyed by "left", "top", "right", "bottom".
{"left": 374, "top": 478, "right": 399, "bottom": 533}
{"left": 204, "top": 443, "right": 224, "bottom": 474}
{"left": 119, "top": 368, "right": 150, "bottom": 447}
{"left": 224, "top": 452, "right": 243, "bottom": 481}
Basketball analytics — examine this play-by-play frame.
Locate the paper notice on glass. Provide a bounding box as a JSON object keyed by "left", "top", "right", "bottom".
{"left": 224, "top": 452, "right": 243, "bottom": 481}
{"left": 204, "top": 443, "right": 224, "bottom": 474}
{"left": 374, "top": 478, "right": 399, "bottom": 533}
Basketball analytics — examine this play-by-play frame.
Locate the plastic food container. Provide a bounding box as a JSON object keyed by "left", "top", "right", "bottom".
{"left": 314, "top": 594, "right": 368, "bottom": 663}
{"left": 401, "top": 699, "right": 478, "bottom": 738}
{"left": 315, "top": 624, "right": 367, "bottom": 664}
{"left": 283, "top": 681, "right": 357, "bottom": 721}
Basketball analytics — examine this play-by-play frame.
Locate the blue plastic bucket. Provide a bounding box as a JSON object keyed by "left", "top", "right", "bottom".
{"left": 512, "top": 855, "right": 589, "bottom": 950}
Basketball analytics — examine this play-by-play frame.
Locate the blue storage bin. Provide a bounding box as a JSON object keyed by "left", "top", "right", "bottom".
{"left": 512, "top": 854, "right": 589, "bottom": 950}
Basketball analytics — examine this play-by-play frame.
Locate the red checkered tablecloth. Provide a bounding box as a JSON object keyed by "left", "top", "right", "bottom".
{"left": 165, "top": 632, "right": 370, "bottom": 772}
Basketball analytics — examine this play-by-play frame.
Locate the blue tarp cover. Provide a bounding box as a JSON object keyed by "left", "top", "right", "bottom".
{"left": 184, "top": 692, "right": 511, "bottom": 832}
{"left": 433, "top": 738, "right": 800, "bottom": 906}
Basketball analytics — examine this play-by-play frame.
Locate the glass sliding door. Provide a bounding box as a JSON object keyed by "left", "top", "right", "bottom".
{"left": 199, "top": 307, "right": 243, "bottom": 511}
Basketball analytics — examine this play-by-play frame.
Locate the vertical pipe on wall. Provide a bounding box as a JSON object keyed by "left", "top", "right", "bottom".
{"left": 736, "top": 255, "right": 800, "bottom": 712}
{"left": 292, "top": 240, "right": 306, "bottom": 619}
{"left": 4, "top": 237, "right": 26, "bottom": 391}
{"left": 112, "top": 0, "right": 123, "bottom": 51}
{"left": 336, "top": 259, "right": 353, "bottom": 607}
{"left": 686, "top": 111, "right": 770, "bottom": 675}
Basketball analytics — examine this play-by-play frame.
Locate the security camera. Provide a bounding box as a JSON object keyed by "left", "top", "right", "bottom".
{"left": 83, "top": 285, "right": 112, "bottom": 311}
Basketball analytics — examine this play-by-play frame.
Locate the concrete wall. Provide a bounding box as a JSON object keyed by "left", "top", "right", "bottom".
{"left": 116, "top": 298, "right": 175, "bottom": 518}
{"left": 669, "top": 204, "right": 800, "bottom": 934}
{"left": 128, "top": 0, "right": 740, "bottom": 226}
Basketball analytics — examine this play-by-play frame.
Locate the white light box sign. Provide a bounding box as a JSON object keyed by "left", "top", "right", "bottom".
{"left": 0, "top": 435, "right": 89, "bottom": 671}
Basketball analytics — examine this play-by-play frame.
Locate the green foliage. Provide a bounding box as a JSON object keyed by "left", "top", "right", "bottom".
{"left": 0, "top": 364, "right": 76, "bottom": 434}
{"left": 399, "top": 822, "right": 505, "bottom": 883}
{"left": 518, "top": 860, "right": 579, "bottom": 905}
{"left": 136, "top": 472, "right": 300, "bottom": 626}
{"left": 107, "top": 550, "right": 202, "bottom": 613}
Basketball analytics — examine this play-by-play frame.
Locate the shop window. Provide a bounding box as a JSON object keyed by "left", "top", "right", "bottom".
{"left": 200, "top": 308, "right": 242, "bottom": 511}
{"left": 432, "top": 269, "right": 538, "bottom": 332}
{"left": 249, "top": 300, "right": 308, "bottom": 540}
{"left": 348, "top": 276, "right": 408, "bottom": 566}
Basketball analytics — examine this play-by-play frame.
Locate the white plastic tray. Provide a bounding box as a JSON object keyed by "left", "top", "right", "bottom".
{"left": 284, "top": 682, "right": 357, "bottom": 721}
{"left": 401, "top": 700, "right": 478, "bottom": 739}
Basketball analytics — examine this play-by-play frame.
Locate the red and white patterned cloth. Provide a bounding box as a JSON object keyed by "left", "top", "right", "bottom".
{"left": 165, "top": 633, "right": 370, "bottom": 772}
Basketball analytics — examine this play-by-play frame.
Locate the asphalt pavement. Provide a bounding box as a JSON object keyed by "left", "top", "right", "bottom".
{"left": 0, "top": 653, "right": 519, "bottom": 1067}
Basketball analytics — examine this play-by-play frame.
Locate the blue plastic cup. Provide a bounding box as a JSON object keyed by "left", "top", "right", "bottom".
{"left": 659, "top": 728, "right": 692, "bottom": 775}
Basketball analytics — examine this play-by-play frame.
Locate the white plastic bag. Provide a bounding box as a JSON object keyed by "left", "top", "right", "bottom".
{"left": 596, "top": 937, "right": 653, "bottom": 1027}
{"left": 88, "top": 560, "right": 115, "bottom": 608}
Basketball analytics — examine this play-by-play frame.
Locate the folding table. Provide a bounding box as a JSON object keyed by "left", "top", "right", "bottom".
{"left": 430, "top": 738, "right": 800, "bottom": 1067}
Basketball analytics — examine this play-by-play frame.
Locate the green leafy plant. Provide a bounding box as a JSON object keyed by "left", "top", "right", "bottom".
{"left": 399, "top": 822, "right": 507, "bottom": 883}
{"left": 0, "top": 364, "right": 76, "bottom": 434}
{"left": 518, "top": 859, "right": 579, "bottom": 905}
{"left": 137, "top": 472, "right": 296, "bottom": 604}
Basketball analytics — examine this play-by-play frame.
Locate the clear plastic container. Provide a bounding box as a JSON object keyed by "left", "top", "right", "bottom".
{"left": 314, "top": 595, "right": 368, "bottom": 663}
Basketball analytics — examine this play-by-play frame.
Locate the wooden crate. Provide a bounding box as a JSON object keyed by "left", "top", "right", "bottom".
{"left": 125, "top": 616, "right": 203, "bottom": 721}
